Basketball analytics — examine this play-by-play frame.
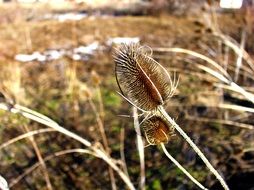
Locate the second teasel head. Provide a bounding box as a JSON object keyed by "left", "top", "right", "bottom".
{"left": 114, "top": 43, "right": 177, "bottom": 112}
{"left": 142, "top": 115, "right": 175, "bottom": 145}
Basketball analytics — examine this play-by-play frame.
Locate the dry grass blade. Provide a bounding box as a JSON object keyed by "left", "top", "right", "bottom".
{"left": 197, "top": 64, "right": 254, "bottom": 103}
{"left": 153, "top": 47, "right": 254, "bottom": 104}
{"left": 22, "top": 125, "right": 53, "bottom": 190}
{"left": 214, "top": 33, "right": 254, "bottom": 72}
{"left": 152, "top": 47, "right": 232, "bottom": 80}
{"left": 114, "top": 43, "right": 176, "bottom": 111}
{"left": 15, "top": 104, "right": 58, "bottom": 124}
{"left": 186, "top": 115, "right": 254, "bottom": 130}
{"left": 9, "top": 148, "right": 97, "bottom": 188}
{"left": 243, "top": 148, "right": 254, "bottom": 153}
{"left": 218, "top": 103, "right": 254, "bottom": 113}
{"left": 234, "top": 30, "right": 246, "bottom": 82}
{"left": 119, "top": 128, "right": 130, "bottom": 179}
{"left": 0, "top": 128, "right": 56, "bottom": 150}
{"left": 197, "top": 64, "right": 229, "bottom": 83}
{"left": 0, "top": 102, "right": 135, "bottom": 190}
{"left": 87, "top": 97, "right": 117, "bottom": 190}
{"left": 214, "top": 83, "right": 253, "bottom": 97}
{"left": 88, "top": 70, "right": 117, "bottom": 189}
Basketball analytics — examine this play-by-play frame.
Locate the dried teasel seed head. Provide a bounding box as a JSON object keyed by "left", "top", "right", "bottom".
{"left": 114, "top": 43, "right": 177, "bottom": 112}
{"left": 142, "top": 115, "right": 175, "bottom": 145}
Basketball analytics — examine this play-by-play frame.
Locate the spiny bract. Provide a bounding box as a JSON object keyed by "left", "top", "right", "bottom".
{"left": 114, "top": 43, "right": 176, "bottom": 112}
{"left": 142, "top": 115, "right": 175, "bottom": 145}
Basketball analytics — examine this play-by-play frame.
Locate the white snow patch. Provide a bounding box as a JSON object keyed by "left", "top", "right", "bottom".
{"left": 220, "top": 0, "right": 243, "bottom": 9}
{"left": 106, "top": 37, "right": 140, "bottom": 45}
{"left": 43, "top": 13, "right": 88, "bottom": 22}
{"left": 44, "top": 49, "right": 65, "bottom": 61}
{"left": 15, "top": 42, "right": 100, "bottom": 63}
{"left": 15, "top": 52, "right": 44, "bottom": 62}
{"left": 74, "top": 42, "right": 100, "bottom": 55}
{"left": 72, "top": 54, "right": 82, "bottom": 61}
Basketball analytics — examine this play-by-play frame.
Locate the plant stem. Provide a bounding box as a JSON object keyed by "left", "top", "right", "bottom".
{"left": 161, "top": 143, "right": 208, "bottom": 190}
{"left": 133, "top": 107, "right": 145, "bottom": 190}
{"left": 158, "top": 106, "right": 229, "bottom": 190}
{"left": 88, "top": 98, "right": 117, "bottom": 190}
{"left": 23, "top": 125, "right": 52, "bottom": 190}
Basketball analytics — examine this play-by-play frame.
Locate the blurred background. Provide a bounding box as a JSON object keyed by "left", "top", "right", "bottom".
{"left": 0, "top": 0, "right": 254, "bottom": 189}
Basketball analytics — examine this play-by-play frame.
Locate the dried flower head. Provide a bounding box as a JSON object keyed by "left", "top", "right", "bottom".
{"left": 114, "top": 43, "right": 177, "bottom": 112}
{"left": 142, "top": 115, "right": 175, "bottom": 145}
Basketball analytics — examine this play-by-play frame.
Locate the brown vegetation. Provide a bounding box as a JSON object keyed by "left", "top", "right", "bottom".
{"left": 0, "top": 2, "right": 254, "bottom": 190}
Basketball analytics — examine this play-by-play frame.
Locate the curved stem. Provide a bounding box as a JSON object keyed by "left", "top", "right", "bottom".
{"left": 158, "top": 106, "right": 229, "bottom": 190}
{"left": 161, "top": 144, "right": 208, "bottom": 190}
{"left": 10, "top": 149, "right": 96, "bottom": 187}
{"left": 0, "top": 128, "right": 56, "bottom": 150}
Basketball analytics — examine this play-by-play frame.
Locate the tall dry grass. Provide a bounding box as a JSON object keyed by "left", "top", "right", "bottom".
{"left": 0, "top": 2, "right": 253, "bottom": 189}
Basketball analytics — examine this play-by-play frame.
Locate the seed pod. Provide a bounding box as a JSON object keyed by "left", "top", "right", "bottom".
{"left": 142, "top": 115, "right": 174, "bottom": 145}
{"left": 114, "top": 43, "right": 176, "bottom": 112}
